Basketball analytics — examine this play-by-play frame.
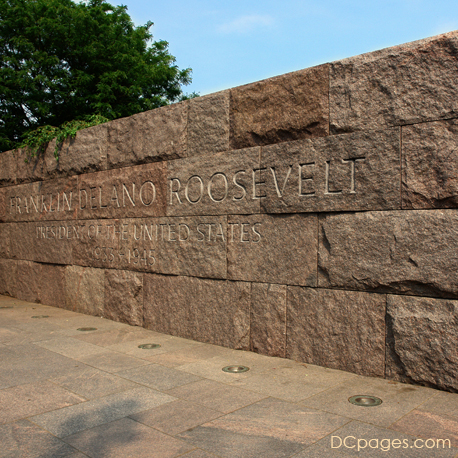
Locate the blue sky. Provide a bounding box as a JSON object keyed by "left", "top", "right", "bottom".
{"left": 119, "top": 0, "right": 458, "bottom": 96}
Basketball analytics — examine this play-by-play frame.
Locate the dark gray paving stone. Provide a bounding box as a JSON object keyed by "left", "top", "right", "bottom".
{"left": 117, "top": 364, "right": 202, "bottom": 390}
{"left": 63, "top": 417, "right": 193, "bottom": 458}
{"left": 130, "top": 399, "right": 222, "bottom": 435}
{"left": 165, "top": 379, "right": 267, "bottom": 414}
{"left": 0, "top": 344, "right": 82, "bottom": 386}
{"left": 0, "top": 381, "right": 86, "bottom": 424}
{"left": 296, "top": 420, "right": 457, "bottom": 457}
{"left": 76, "top": 350, "right": 150, "bottom": 373}
{"left": 30, "top": 387, "right": 176, "bottom": 438}
{"left": 0, "top": 419, "right": 79, "bottom": 458}
{"left": 177, "top": 398, "right": 348, "bottom": 458}
{"left": 50, "top": 365, "right": 139, "bottom": 399}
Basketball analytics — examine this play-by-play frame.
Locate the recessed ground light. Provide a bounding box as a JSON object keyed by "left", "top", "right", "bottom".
{"left": 138, "top": 343, "right": 161, "bottom": 349}
{"left": 348, "top": 395, "right": 382, "bottom": 407}
{"left": 32, "top": 315, "right": 49, "bottom": 318}
{"left": 222, "top": 366, "right": 250, "bottom": 373}
{"left": 0, "top": 306, "right": 13, "bottom": 309}
{"left": 77, "top": 327, "right": 98, "bottom": 331}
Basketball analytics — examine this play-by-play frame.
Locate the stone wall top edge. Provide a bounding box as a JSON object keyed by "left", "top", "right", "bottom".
{"left": 330, "top": 29, "right": 458, "bottom": 66}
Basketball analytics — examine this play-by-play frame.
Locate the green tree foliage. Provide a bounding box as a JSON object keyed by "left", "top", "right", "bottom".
{"left": 0, "top": 0, "right": 194, "bottom": 152}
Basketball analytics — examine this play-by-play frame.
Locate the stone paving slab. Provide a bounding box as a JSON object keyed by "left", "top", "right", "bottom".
{"left": 1, "top": 295, "right": 458, "bottom": 458}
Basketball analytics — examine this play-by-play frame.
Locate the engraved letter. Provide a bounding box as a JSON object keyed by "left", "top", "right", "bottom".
{"left": 122, "top": 183, "right": 136, "bottom": 207}
{"left": 208, "top": 172, "right": 228, "bottom": 203}
{"left": 169, "top": 178, "right": 182, "bottom": 205}
{"left": 178, "top": 224, "right": 190, "bottom": 241}
{"left": 185, "top": 175, "right": 204, "bottom": 204}
{"left": 111, "top": 186, "right": 120, "bottom": 207}
{"left": 62, "top": 191, "right": 72, "bottom": 211}
{"left": 252, "top": 223, "right": 262, "bottom": 243}
{"left": 90, "top": 187, "right": 97, "bottom": 209}
{"left": 99, "top": 187, "right": 108, "bottom": 208}
{"left": 140, "top": 181, "right": 156, "bottom": 206}
{"left": 299, "top": 162, "right": 316, "bottom": 196}
{"left": 325, "top": 161, "right": 343, "bottom": 195}
{"left": 233, "top": 170, "right": 247, "bottom": 201}
{"left": 342, "top": 157, "right": 366, "bottom": 193}
{"left": 252, "top": 168, "right": 267, "bottom": 199}
{"left": 79, "top": 189, "right": 88, "bottom": 209}
{"left": 270, "top": 166, "right": 292, "bottom": 198}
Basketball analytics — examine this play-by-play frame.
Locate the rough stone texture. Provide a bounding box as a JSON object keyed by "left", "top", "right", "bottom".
{"left": 0, "top": 259, "right": 17, "bottom": 296}
{"left": 330, "top": 31, "right": 458, "bottom": 133}
{"left": 65, "top": 266, "right": 105, "bottom": 316}
{"left": 0, "top": 223, "right": 10, "bottom": 258}
{"left": 15, "top": 146, "right": 49, "bottom": 184}
{"left": 230, "top": 65, "right": 329, "bottom": 149}
{"left": 261, "top": 128, "right": 401, "bottom": 213}
{"left": 77, "top": 162, "right": 167, "bottom": 220}
{"left": 14, "top": 260, "right": 39, "bottom": 303}
{"left": 402, "top": 119, "right": 458, "bottom": 209}
{"left": 104, "top": 270, "right": 143, "bottom": 326}
{"left": 286, "top": 287, "right": 386, "bottom": 377}
{"left": 10, "top": 222, "right": 73, "bottom": 265}
{"left": 386, "top": 294, "right": 458, "bottom": 391}
{"left": 318, "top": 210, "right": 458, "bottom": 298}
{"left": 187, "top": 91, "right": 230, "bottom": 157}
{"left": 107, "top": 102, "right": 188, "bottom": 169}
{"left": 52, "top": 123, "right": 108, "bottom": 177}
{"left": 143, "top": 274, "right": 250, "bottom": 349}
{"left": 37, "top": 264, "right": 66, "bottom": 308}
{"left": 0, "top": 150, "right": 16, "bottom": 187}
{"left": 250, "top": 283, "right": 286, "bottom": 358}
{"left": 2, "top": 176, "right": 78, "bottom": 222}
{"left": 166, "top": 147, "right": 261, "bottom": 217}
{"left": 227, "top": 213, "right": 317, "bottom": 286}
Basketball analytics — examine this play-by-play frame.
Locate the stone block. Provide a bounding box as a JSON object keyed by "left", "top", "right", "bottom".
{"left": 107, "top": 102, "right": 188, "bottom": 169}
{"left": 250, "top": 283, "right": 286, "bottom": 358}
{"left": 77, "top": 162, "right": 166, "bottom": 220}
{"left": 386, "top": 294, "right": 458, "bottom": 391}
{"left": 2, "top": 176, "right": 78, "bottom": 222}
{"left": 318, "top": 210, "right": 458, "bottom": 298}
{"left": 15, "top": 146, "right": 49, "bottom": 184}
{"left": 402, "top": 119, "right": 458, "bottom": 209}
{"left": 38, "top": 264, "right": 66, "bottom": 308}
{"left": 230, "top": 65, "right": 329, "bottom": 149}
{"left": 143, "top": 274, "right": 250, "bottom": 349}
{"left": 166, "top": 147, "right": 261, "bottom": 216}
{"left": 187, "top": 91, "right": 230, "bottom": 157}
{"left": 65, "top": 265, "right": 105, "bottom": 316}
{"left": 227, "top": 213, "right": 317, "bottom": 286}
{"left": 0, "top": 223, "right": 10, "bottom": 258}
{"left": 0, "top": 150, "right": 16, "bottom": 187}
{"left": 14, "top": 260, "right": 40, "bottom": 302}
{"left": 286, "top": 287, "right": 386, "bottom": 377}
{"left": 104, "top": 269, "right": 143, "bottom": 326}
{"left": 261, "top": 128, "right": 401, "bottom": 213}
{"left": 51, "top": 123, "right": 108, "bottom": 177}
{"left": 0, "top": 259, "right": 17, "bottom": 296}
{"left": 330, "top": 31, "right": 458, "bottom": 133}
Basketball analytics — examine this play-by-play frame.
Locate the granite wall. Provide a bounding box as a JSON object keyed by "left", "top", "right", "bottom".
{"left": 1, "top": 31, "right": 458, "bottom": 392}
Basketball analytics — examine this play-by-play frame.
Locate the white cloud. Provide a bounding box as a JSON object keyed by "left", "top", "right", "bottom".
{"left": 218, "top": 15, "right": 274, "bottom": 34}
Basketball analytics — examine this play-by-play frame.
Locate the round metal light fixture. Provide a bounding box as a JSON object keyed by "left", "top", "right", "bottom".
{"left": 138, "top": 343, "right": 161, "bottom": 349}
{"left": 348, "top": 395, "right": 382, "bottom": 407}
{"left": 0, "top": 306, "right": 13, "bottom": 309}
{"left": 32, "top": 315, "right": 49, "bottom": 318}
{"left": 77, "top": 327, "right": 98, "bottom": 331}
{"left": 222, "top": 365, "right": 250, "bottom": 373}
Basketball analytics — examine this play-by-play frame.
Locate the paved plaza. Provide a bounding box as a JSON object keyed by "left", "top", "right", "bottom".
{"left": 0, "top": 294, "right": 457, "bottom": 458}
